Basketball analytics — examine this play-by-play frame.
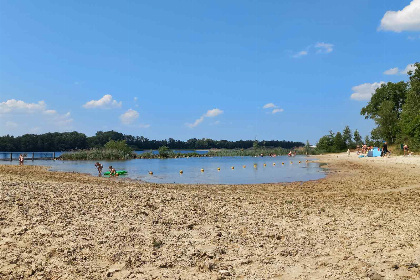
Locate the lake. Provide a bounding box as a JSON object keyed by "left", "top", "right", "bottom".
{"left": 1, "top": 155, "right": 325, "bottom": 184}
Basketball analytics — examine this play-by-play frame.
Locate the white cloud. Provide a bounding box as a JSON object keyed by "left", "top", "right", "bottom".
{"left": 292, "top": 50, "right": 308, "bottom": 58}
{"left": 204, "top": 108, "right": 224, "bottom": 117}
{"left": 315, "top": 42, "right": 334, "bottom": 53}
{"left": 83, "top": 94, "right": 122, "bottom": 109}
{"left": 0, "top": 99, "right": 46, "bottom": 113}
{"left": 0, "top": 99, "right": 73, "bottom": 134}
{"left": 383, "top": 63, "right": 416, "bottom": 75}
{"left": 379, "top": 0, "right": 420, "bottom": 32}
{"left": 402, "top": 63, "right": 416, "bottom": 74}
{"left": 263, "top": 103, "right": 284, "bottom": 114}
{"left": 119, "top": 109, "right": 139, "bottom": 125}
{"left": 350, "top": 82, "right": 385, "bottom": 101}
{"left": 272, "top": 108, "right": 284, "bottom": 114}
{"left": 384, "top": 67, "right": 399, "bottom": 75}
{"left": 187, "top": 108, "right": 224, "bottom": 128}
{"left": 263, "top": 103, "right": 277, "bottom": 109}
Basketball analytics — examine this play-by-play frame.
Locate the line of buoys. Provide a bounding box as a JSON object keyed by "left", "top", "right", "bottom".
{"left": 149, "top": 157, "right": 308, "bottom": 176}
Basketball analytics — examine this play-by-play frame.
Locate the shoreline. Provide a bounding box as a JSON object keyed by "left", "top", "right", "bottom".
{"left": 1, "top": 153, "right": 419, "bottom": 279}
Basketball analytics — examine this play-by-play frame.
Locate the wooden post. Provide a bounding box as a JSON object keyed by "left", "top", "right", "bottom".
{"left": 53, "top": 152, "right": 55, "bottom": 160}
{"left": 32, "top": 152, "right": 34, "bottom": 161}
{"left": 10, "top": 153, "right": 12, "bottom": 161}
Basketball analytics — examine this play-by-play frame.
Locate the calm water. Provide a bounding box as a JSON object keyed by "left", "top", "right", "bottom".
{"left": 1, "top": 155, "right": 325, "bottom": 184}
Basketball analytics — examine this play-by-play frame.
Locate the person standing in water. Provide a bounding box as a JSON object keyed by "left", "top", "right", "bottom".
{"left": 95, "top": 162, "right": 103, "bottom": 176}
{"left": 18, "top": 154, "right": 24, "bottom": 166}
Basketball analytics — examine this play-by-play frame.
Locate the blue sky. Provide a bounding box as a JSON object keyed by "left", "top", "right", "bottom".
{"left": 1, "top": 0, "right": 419, "bottom": 144}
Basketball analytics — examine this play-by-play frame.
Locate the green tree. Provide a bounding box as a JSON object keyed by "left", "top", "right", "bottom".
{"left": 305, "top": 140, "right": 310, "bottom": 155}
{"left": 364, "top": 135, "right": 372, "bottom": 146}
{"left": 158, "top": 146, "right": 171, "bottom": 158}
{"left": 333, "top": 132, "right": 347, "bottom": 152}
{"left": 342, "top": 125, "right": 353, "bottom": 148}
{"left": 361, "top": 81, "right": 408, "bottom": 144}
{"left": 104, "top": 140, "right": 133, "bottom": 155}
{"left": 353, "top": 129, "right": 362, "bottom": 146}
{"left": 316, "top": 133, "right": 334, "bottom": 153}
{"left": 253, "top": 140, "right": 259, "bottom": 149}
{"left": 400, "top": 62, "right": 420, "bottom": 150}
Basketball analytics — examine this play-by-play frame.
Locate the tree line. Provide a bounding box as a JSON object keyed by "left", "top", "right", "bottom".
{"left": 316, "top": 62, "right": 420, "bottom": 152}
{"left": 0, "top": 130, "right": 304, "bottom": 152}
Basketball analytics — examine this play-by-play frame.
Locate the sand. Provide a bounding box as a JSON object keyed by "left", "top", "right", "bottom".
{"left": 0, "top": 153, "right": 419, "bottom": 279}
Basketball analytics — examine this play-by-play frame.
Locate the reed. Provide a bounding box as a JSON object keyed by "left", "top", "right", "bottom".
{"left": 60, "top": 148, "right": 136, "bottom": 160}
{"left": 208, "top": 147, "right": 290, "bottom": 157}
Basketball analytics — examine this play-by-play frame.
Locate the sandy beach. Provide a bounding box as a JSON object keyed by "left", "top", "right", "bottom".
{"left": 1, "top": 153, "right": 420, "bottom": 279}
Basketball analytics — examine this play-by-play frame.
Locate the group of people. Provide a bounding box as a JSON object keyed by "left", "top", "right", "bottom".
{"left": 356, "top": 141, "right": 411, "bottom": 157}
{"left": 95, "top": 162, "right": 117, "bottom": 177}
{"left": 356, "top": 142, "right": 391, "bottom": 157}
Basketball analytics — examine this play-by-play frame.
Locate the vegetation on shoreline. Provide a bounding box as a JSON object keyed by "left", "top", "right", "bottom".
{"left": 0, "top": 130, "right": 304, "bottom": 152}
{"left": 60, "top": 140, "right": 136, "bottom": 160}
{"left": 316, "top": 62, "right": 419, "bottom": 153}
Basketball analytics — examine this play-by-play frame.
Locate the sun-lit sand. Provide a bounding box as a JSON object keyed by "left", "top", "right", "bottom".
{"left": 1, "top": 154, "right": 419, "bottom": 279}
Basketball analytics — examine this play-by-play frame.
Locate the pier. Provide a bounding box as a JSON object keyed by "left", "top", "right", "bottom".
{"left": 0, "top": 152, "right": 56, "bottom": 161}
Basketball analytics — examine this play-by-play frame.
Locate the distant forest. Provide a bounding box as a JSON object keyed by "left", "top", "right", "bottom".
{"left": 0, "top": 130, "right": 304, "bottom": 152}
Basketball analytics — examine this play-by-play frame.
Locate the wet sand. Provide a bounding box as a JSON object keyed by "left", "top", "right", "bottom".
{"left": 1, "top": 154, "right": 419, "bottom": 279}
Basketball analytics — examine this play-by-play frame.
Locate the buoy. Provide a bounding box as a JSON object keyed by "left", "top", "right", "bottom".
{"left": 243, "top": 165, "right": 246, "bottom": 168}
{"left": 201, "top": 168, "right": 204, "bottom": 172}
{"left": 148, "top": 171, "right": 153, "bottom": 175}
{"left": 290, "top": 161, "right": 293, "bottom": 164}
{"left": 282, "top": 162, "right": 284, "bottom": 165}
{"left": 263, "top": 163, "right": 266, "bottom": 167}
{"left": 253, "top": 164, "right": 257, "bottom": 168}
{"left": 217, "top": 167, "right": 221, "bottom": 171}
{"left": 231, "top": 166, "right": 235, "bottom": 169}
{"left": 273, "top": 163, "right": 276, "bottom": 166}
{"left": 299, "top": 161, "right": 301, "bottom": 163}
{"left": 179, "top": 170, "right": 183, "bottom": 174}
{"left": 306, "top": 160, "right": 308, "bottom": 162}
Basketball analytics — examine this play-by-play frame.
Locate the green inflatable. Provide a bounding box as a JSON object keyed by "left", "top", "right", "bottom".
{"left": 104, "top": 170, "right": 127, "bottom": 176}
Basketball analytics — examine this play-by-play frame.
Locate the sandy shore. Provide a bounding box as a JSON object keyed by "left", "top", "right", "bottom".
{"left": 1, "top": 154, "right": 419, "bottom": 279}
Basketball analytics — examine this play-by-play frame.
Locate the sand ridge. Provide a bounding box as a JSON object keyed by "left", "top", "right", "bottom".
{"left": 0, "top": 154, "right": 419, "bottom": 279}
